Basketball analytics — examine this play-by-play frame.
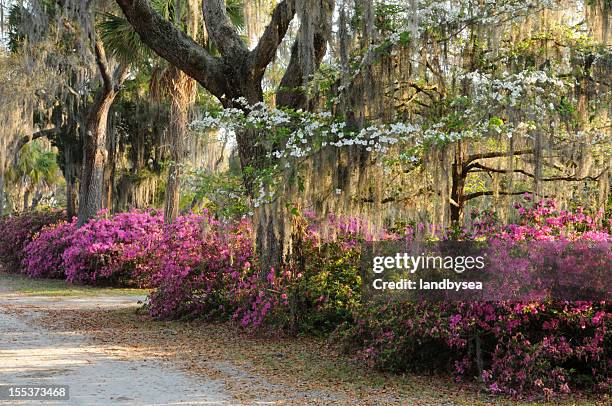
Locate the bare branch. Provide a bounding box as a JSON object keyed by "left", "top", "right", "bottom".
{"left": 466, "top": 162, "right": 608, "bottom": 182}
{"left": 358, "top": 196, "right": 401, "bottom": 204}
{"left": 464, "top": 149, "right": 533, "bottom": 167}
{"left": 464, "top": 190, "right": 532, "bottom": 201}
{"left": 250, "top": 0, "right": 296, "bottom": 80}
{"left": 540, "top": 169, "right": 608, "bottom": 182}
{"left": 15, "top": 127, "right": 65, "bottom": 151}
{"left": 466, "top": 162, "right": 535, "bottom": 177}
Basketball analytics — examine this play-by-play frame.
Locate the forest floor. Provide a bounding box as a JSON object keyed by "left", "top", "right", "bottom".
{"left": 0, "top": 272, "right": 606, "bottom": 406}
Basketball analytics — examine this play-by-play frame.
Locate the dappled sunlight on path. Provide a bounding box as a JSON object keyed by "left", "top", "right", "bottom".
{"left": 0, "top": 297, "right": 230, "bottom": 405}
{"left": 0, "top": 294, "right": 147, "bottom": 310}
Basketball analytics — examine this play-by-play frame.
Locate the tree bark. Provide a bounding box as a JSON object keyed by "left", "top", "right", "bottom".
{"left": 114, "top": 0, "right": 231, "bottom": 100}
{"left": 450, "top": 166, "right": 465, "bottom": 224}
{"left": 31, "top": 191, "right": 43, "bottom": 210}
{"left": 66, "top": 175, "right": 78, "bottom": 220}
{"left": 77, "top": 41, "right": 127, "bottom": 226}
{"left": 113, "top": 0, "right": 298, "bottom": 176}
{"left": 450, "top": 145, "right": 466, "bottom": 224}
{"left": 23, "top": 189, "right": 30, "bottom": 212}
{"left": 61, "top": 123, "right": 82, "bottom": 220}
{"left": 0, "top": 174, "right": 4, "bottom": 216}
{"left": 276, "top": 0, "right": 333, "bottom": 109}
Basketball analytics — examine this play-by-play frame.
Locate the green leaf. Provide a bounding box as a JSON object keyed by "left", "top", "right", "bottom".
{"left": 488, "top": 117, "right": 504, "bottom": 127}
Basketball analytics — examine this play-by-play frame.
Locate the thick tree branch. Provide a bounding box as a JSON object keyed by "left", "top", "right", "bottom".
{"left": 202, "top": 0, "right": 248, "bottom": 59}
{"left": 464, "top": 190, "right": 532, "bottom": 201}
{"left": 15, "top": 127, "right": 65, "bottom": 151}
{"left": 250, "top": 0, "right": 296, "bottom": 81}
{"left": 275, "top": 0, "right": 334, "bottom": 109}
{"left": 94, "top": 40, "right": 113, "bottom": 92}
{"left": 464, "top": 149, "right": 534, "bottom": 167}
{"left": 466, "top": 162, "right": 608, "bottom": 182}
{"left": 112, "top": 64, "right": 129, "bottom": 92}
{"left": 114, "top": 0, "right": 228, "bottom": 100}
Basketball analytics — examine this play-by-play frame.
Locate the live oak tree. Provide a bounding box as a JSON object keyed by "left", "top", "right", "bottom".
{"left": 114, "top": 0, "right": 332, "bottom": 175}
{"left": 114, "top": 0, "right": 334, "bottom": 263}
{"left": 2, "top": 0, "right": 127, "bottom": 222}
{"left": 100, "top": 0, "right": 244, "bottom": 223}
{"left": 0, "top": 0, "right": 87, "bottom": 218}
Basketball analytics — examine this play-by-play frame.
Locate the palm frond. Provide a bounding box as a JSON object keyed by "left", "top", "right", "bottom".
{"left": 97, "top": 12, "right": 152, "bottom": 66}
{"left": 226, "top": 0, "right": 245, "bottom": 31}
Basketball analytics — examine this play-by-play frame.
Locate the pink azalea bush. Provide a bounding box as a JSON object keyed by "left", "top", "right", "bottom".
{"left": 337, "top": 198, "right": 611, "bottom": 399}
{"left": 501, "top": 197, "right": 609, "bottom": 242}
{"left": 22, "top": 219, "right": 77, "bottom": 278}
{"left": 146, "top": 212, "right": 373, "bottom": 332}
{"left": 145, "top": 212, "right": 255, "bottom": 319}
{"left": 62, "top": 210, "right": 164, "bottom": 287}
{"left": 339, "top": 299, "right": 610, "bottom": 399}
{"left": 146, "top": 212, "right": 370, "bottom": 331}
{"left": 0, "top": 210, "right": 65, "bottom": 271}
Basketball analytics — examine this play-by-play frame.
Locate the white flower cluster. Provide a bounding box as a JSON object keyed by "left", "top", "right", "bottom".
{"left": 191, "top": 99, "right": 424, "bottom": 164}
{"left": 463, "top": 69, "right": 567, "bottom": 112}
{"left": 319, "top": 122, "right": 420, "bottom": 153}
{"left": 252, "top": 178, "right": 278, "bottom": 208}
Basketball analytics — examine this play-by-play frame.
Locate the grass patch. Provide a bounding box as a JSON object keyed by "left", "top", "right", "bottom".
{"left": 0, "top": 272, "right": 149, "bottom": 297}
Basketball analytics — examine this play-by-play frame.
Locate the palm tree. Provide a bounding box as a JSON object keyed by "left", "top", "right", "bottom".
{"left": 8, "top": 140, "right": 62, "bottom": 211}
{"left": 99, "top": 0, "right": 244, "bottom": 222}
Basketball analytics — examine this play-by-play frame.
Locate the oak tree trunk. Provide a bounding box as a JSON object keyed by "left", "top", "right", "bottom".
{"left": 450, "top": 162, "right": 466, "bottom": 224}
{"left": 0, "top": 174, "right": 4, "bottom": 216}
{"left": 450, "top": 145, "right": 467, "bottom": 224}
{"left": 77, "top": 92, "right": 117, "bottom": 225}
{"left": 77, "top": 42, "right": 127, "bottom": 226}
{"left": 61, "top": 124, "right": 82, "bottom": 220}
{"left": 23, "top": 189, "right": 30, "bottom": 212}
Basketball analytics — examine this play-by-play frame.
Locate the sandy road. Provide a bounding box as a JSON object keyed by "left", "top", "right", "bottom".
{"left": 0, "top": 294, "right": 232, "bottom": 406}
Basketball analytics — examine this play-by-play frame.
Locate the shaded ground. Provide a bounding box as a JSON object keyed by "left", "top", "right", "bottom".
{"left": 0, "top": 273, "right": 606, "bottom": 405}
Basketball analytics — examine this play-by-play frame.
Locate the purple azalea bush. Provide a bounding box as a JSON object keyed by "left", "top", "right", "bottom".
{"left": 337, "top": 198, "right": 611, "bottom": 399}
{"left": 340, "top": 299, "right": 609, "bottom": 399}
{"left": 62, "top": 210, "right": 164, "bottom": 287}
{"left": 145, "top": 212, "right": 255, "bottom": 319}
{"left": 0, "top": 210, "right": 65, "bottom": 271}
{"left": 22, "top": 219, "right": 77, "bottom": 278}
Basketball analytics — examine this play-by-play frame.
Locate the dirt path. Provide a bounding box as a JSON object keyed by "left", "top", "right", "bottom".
{"left": 0, "top": 279, "right": 346, "bottom": 405}
{"left": 0, "top": 295, "right": 231, "bottom": 405}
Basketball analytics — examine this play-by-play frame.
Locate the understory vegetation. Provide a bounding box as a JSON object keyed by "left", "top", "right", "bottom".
{"left": 1, "top": 196, "right": 610, "bottom": 400}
